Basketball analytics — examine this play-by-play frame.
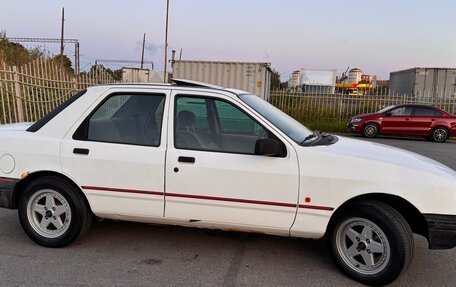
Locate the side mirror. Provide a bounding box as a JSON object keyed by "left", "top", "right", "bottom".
{"left": 255, "top": 138, "right": 285, "bottom": 157}
{"left": 384, "top": 112, "right": 392, "bottom": 117}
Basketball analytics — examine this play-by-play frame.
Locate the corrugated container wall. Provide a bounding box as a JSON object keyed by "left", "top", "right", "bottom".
{"left": 172, "top": 60, "right": 272, "bottom": 100}
{"left": 390, "top": 68, "right": 456, "bottom": 98}
{"left": 122, "top": 68, "right": 150, "bottom": 83}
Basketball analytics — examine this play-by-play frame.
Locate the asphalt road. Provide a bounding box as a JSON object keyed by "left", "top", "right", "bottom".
{"left": 1, "top": 135, "right": 456, "bottom": 287}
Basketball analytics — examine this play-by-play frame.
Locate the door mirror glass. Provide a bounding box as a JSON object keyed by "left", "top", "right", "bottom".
{"left": 255, "top": 138, "right": 284, "bottom": 157}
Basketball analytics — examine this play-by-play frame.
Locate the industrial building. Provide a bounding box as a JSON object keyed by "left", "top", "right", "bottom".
{"left": 390, "top": 68, "right": 456, "bottom": 98}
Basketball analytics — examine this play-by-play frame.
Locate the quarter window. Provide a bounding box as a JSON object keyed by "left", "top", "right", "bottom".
{"left": 87, "top": 94, "right": 165, "bottom": 146}
{"left": 175, "top": 96, "right": 268, "bottom": 154}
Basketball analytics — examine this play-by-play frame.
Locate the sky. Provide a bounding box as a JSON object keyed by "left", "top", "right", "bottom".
{"left": 2, "top": 0, "right": 456, "bottom": 80}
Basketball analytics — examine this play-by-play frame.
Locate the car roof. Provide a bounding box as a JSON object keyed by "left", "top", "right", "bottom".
{"left": 87, "top": 79, "right": 249, "bottom": 98}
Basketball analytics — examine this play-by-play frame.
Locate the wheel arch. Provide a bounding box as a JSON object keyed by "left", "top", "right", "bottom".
{"left": 326, "top": 193, "right": 429, "bottom": 241}
{"left": 11, "top": 170, "right": 92, "bottom": 212}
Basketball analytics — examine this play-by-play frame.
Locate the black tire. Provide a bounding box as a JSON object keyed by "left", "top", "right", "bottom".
{"left": 431, "top": 127, "right": 449, "bottom": 143}
{"left": 327, "top": 201, "right": 414, "bottom": 286}
{"left": 18, "top": 176, "right": 93, "bottom": 247}
{"left": 362, "top": 123, "right": 379, "bottom": 138}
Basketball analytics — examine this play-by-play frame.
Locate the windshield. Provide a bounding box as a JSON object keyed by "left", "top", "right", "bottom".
{"left": 239, "top": 94, "right": 312, "bottom": 143}
{"left": 376, "top": 105, "right": 396, "bottom": 114}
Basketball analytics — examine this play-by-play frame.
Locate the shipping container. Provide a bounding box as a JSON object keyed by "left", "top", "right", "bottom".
{"left": 172, "top": 60, "right": 272, "bottom": 100}
{"left": 122, "top": 68, "right": 165, "bottom": 83}
{"left": 390, "top": 68, "right": 456, "bottom": 98}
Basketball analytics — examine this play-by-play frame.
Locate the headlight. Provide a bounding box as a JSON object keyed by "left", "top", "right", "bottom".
{"left": 350, "top": 118, "right": 362, "bottom": 123}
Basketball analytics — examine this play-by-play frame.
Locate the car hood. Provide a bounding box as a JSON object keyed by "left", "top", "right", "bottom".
{"left": 303, "top": 136, "right": 456, "bottom": 179}
{"left": 0, "top": 122, "right": 34, "bottom": 131}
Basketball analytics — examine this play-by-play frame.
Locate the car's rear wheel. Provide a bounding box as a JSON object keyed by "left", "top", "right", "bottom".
{"left": 362, "top": 123, "right": 379, "bottom": 138}
{"left": 431, "top": 127, "right": 449, "bottom": 143}
{"left": 327, "top": 201, "right": 414, "bottom": 286}
{"left": 18, "top": 176, "right": 93, "bottom": 247}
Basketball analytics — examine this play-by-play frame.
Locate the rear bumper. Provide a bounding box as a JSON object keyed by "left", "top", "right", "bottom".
{"left": 0, "top": 177, "right": 19, "bottom": 209}
{"left": 424, "top": 214, "right": 456, "bottom": 249}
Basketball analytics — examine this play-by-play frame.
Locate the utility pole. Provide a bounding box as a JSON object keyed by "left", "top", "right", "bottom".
{"left": 75, "top": 42, "right": 80, "bottom": 75}
{"left": 60, "top": 7, "right": 65, "bottom": 68}
{"left": 163, "top": 0, "right": 170, "bottom": 83}
{"left": 140, "top": 33, "right": 146, "bottom": 69}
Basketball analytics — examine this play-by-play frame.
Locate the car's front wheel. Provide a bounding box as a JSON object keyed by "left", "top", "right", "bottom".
{"left": 362, "top": 123, "right": 379, "bottom": 138}
{"left": 327, "top": 201, "right": 414, "bottom": 286}
{"left": 431, "top": 127, "right": 449, "bottom": 143}
{"left": 18, "top": 176, "right": 93, "bottom": 247}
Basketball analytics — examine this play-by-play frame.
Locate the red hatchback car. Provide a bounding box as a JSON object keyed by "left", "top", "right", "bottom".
{"left": 348, "top": 104, "right": 456, "bottom": 142}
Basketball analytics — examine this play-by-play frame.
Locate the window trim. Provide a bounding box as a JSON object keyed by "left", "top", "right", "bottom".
{"left": 72, "top": 92, "right": 166, "bottom": 147}
{"left": 173, "top": 94, "right": 287, "bottom": 157}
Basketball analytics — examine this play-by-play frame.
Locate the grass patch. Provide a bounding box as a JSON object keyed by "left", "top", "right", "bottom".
{"left": 301, "top": 120, "right": 348, "bottom": 133}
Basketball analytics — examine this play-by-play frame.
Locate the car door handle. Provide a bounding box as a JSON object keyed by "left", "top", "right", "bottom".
{"left": 178, "top": 156, "right": 195, "bottom": 163}
{"left": 405, "top": 118, "right": 410, "bottom": 121}
{"left": 73, "top": 148, "right": 89, "bottom": 155}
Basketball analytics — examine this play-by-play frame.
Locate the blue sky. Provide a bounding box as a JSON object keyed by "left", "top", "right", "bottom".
{"left": 2, "top": 0, "right": 456, "bottom": 80}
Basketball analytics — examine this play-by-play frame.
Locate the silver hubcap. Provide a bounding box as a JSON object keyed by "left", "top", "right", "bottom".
{"left": 434, "top": 129, "right": 447, "bottom": 142}
{"left": 26, "top": 189, "right": 72, "bottom": 238}
{"left": 364, "top": 125, "right": 377, "bottom": 137}
{"left": 335, "top": 217, "right": 390, "bottom": 275}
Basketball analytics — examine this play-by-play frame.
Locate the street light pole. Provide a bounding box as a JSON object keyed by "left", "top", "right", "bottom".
{"left": 163, "top": 0, "right": 170, "bottom": 83}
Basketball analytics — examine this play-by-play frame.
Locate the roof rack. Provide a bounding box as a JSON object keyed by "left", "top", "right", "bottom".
{"left": 171, "top": 79, "right": 224, "bottom": 90}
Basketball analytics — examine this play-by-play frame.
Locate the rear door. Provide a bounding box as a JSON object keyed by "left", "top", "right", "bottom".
{"left": 61, "top": 89, "right": 169, "bottom": 219}
{"left": 164, "top": 91, "right": 300, "bottom": 235}
{"left": 410, "top": 107, "right": 442, "bottom": 136}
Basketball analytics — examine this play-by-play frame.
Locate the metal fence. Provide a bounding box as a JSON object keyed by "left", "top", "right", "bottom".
{"left": 0, "top": 57, "right": 114, "bottom": 124}
{"left": 270, "top": 90, "right": 456, "bottom": 123}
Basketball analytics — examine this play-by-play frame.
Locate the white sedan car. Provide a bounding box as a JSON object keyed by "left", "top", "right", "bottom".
{"left": 0, "top": 79, "right": 455, "bottom": 286}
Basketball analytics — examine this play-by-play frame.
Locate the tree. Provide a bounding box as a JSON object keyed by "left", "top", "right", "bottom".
{"left": 85, "top": 64, "right": 122, "bottom": 81}
{"left": 270, "top": 68, "right": 281, "bottom": 90}
{"left": 0, "top": 31, "right": 30, "bottom": 66}
{"left": 52, "top": 54, "right": 74, "bottom": 74}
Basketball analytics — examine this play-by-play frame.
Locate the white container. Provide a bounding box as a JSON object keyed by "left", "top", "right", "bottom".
{"left": 172, "top": 60, "right": 272, "bottom": 100}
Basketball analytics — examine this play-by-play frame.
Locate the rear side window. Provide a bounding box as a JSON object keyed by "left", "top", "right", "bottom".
{"left": 27, "top": 89, "right": 87, "bottom": 132}
{"left": 86, "top": 93, "right": 165, "bottom": 146}
{"left": 414, "top": 107, "right": 441, "bottom": 117}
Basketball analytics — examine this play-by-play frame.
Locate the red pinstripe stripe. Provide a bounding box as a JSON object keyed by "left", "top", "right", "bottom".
{"left": 82, "top": 186, "right": 163, "bottom": 196}
{"left": 166, "top": 192, "right": 297, "bottom": 208}
{"left": 0, "top": 177, "right": 17, "bottom": 182}
{"left": 81, "top": 185, "right": 333, "bottom": 211}
{"left": 298, "top": 204, "right": 334, "bottom": 211}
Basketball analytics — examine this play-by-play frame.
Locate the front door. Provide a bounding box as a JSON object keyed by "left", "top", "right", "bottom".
{"left": 61, "top": 90, "right": 169, "bottom": 219}
{"left": 381, "top": 106, "right": 413, "bottom": 135}
{"left": 164, "top": 91, "right": 300, "bottom": 234}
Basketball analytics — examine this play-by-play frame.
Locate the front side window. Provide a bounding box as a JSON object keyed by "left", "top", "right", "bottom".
{"left": 174, "top": 96, "right": 268, "bottom": 154}
{"left": 87, "top": 94, "right": 165, "bottom": 146}
{"left": 390, "top": 106, "right": 413, "bottom": 116}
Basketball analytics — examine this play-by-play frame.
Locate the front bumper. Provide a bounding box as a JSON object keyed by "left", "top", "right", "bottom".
{"left": 0, "top": 177, "right": 19, "bottom": 209}
{"left": 424, "top": 214, "right": 456, "bottom": 249}
{"left": 347, "top": 122, "right": 363, "bottom": 133}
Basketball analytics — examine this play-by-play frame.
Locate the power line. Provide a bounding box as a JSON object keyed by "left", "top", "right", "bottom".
{"left": 8, "top": 37, "right": 80, "bottom": 74}
{"left": 95, "top": 59, "right": 154, "bottom": 70}
{"left": 7, "top": 37, "right": 79, "bottom": 44}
